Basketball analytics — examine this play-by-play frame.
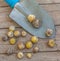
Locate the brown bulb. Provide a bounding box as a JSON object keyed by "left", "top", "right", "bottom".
{"left": 33, "top": 47, "right": 39, "bottom": 53}
{"left": 32, "top": 19, "right": 41, "bottom": 28}
{"left": 2, "top": 35, "right": 8, "bottom": 41}
{"left": 45, "top": 29, "right": 53, "bottom": 37}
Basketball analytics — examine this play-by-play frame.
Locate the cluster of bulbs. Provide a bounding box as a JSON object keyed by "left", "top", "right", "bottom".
{"left": 1, "top": 25, "right": 55, "bottom": 59}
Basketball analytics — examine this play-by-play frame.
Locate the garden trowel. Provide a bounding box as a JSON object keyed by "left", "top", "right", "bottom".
{"left": 5, "top": 0, "right": 56, "bottom": 38}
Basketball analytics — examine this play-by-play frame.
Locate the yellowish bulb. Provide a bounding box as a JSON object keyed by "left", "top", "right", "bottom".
{"left": 17, "top": 52, "right": 24, "bottom": 59}
{"left": 21, "top": 31, "right": 27, "bottom": 37}
{"left": 31, "top": 36, "right": 38, "bottom": 43}
{"left": 26, "top": 53, "right": 32, "bottom": 59}
{"left": 9, "top": 38, "right": 16, "bottom": 45}
{"left": 9, "top": 26, "right": 15, "bottom": 31}
{"left": 48, "top": 39, "right": 55, "bottom": 47}
{"left": 7, "top": 31, "right": 14, "bottom": 38}
{"left": 14, "top": 30, "right": 21, "bottom": 37}
{"left": 25, "top": 41, "right": 33, "bottom": 49}
{"left": 27, "top": 14, "right": 36, "bottom": 23}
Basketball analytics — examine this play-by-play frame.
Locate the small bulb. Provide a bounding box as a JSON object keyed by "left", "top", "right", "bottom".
{"left": 7, "top": 31, "right": 14, "bottom": 38}
{"left": 9, "top": 26, "right": 15, "bottom": 31}
{"left": 31, "top": 36, "right": 38, "bottom": 44}
{"left": 32, "top": 19, "right": 40, "bottom": 28}
{"left": 26, "top": 53, "right": 32, "bottom": 59}
{"left": 45, "top": 29, "right": 53, "bottom": 37}
{"left": 27, "top": 14, "right": 36, "bottom": 23}
{"left": 2, "top": 35, "right": 8, "bottom": 41}
{"left": 33, "top": 47, "right": 39, "bottom": 53}
{"left": 48, "top": 39, "right": 55, "bottom": 47}
{"left": 14, "top": 30, "right": 21, "bottom": 37}
{"left": 21, "top": 31, "right": 27, "bottom": 37}
{"left": 17, "top": 52, "right": 24, "bottom": 59}
{"left": 25, "top": 41, "right": 33, "bottom": 49}
{"left": 9, "top": 38, "right": 16, "bottom": 45}
{"left": 17, "top": 42, "right": 25, "bottom": 50}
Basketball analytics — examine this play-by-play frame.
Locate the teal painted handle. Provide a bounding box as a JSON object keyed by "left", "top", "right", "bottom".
{"left": 4, "top": 0, "right": 20, "bottom": 8}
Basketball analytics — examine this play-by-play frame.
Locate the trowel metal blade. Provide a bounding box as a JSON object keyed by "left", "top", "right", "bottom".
{"left": 9, "top": 0, "right": 56, "bottom": 38}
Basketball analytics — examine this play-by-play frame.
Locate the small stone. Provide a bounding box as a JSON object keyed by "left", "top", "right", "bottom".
{"left": 9, "top": 38, "right": 16, "bottom": 45}
{"left": 33, "top": 47, "right": 39, "bottom": 53}
{"left": 27, "top": 14, "right": 36, "bottom": 23}
{"left": 14, "top": 30, "right": 21, "bottom": 37}
{"left": 7, "top": 31, "right": 14, "bottom": 38}
{"left": 48, "top": 39, "right": 55, "bottom": 47}
{"left": 17, "top": 52, "right": 24, "bottom": 59}
{"left": 17, "top": 42, "right": 25, "bottom": 50}
{"left": 2, "top": 35, "right": 8, "bottom": 41}
{"left": 9, "top": 26, "right": 15, "bottom": 31}
{"left": 45, "top": 29, "right": 53, "bottom": 37}
{"left": 26, "top": 53, "right": 32, "bottom": 59}
{"left": 25, "top": 41, "right": 33, "bottom": 49}
{"left": 31, "top": 36, "right": 38, "bottom": 44}
{"left": 32, "top": 19, "right": 40, "bottom": 28}
{"left": 21, "top": 31, "right": 27, "bottom": 37}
